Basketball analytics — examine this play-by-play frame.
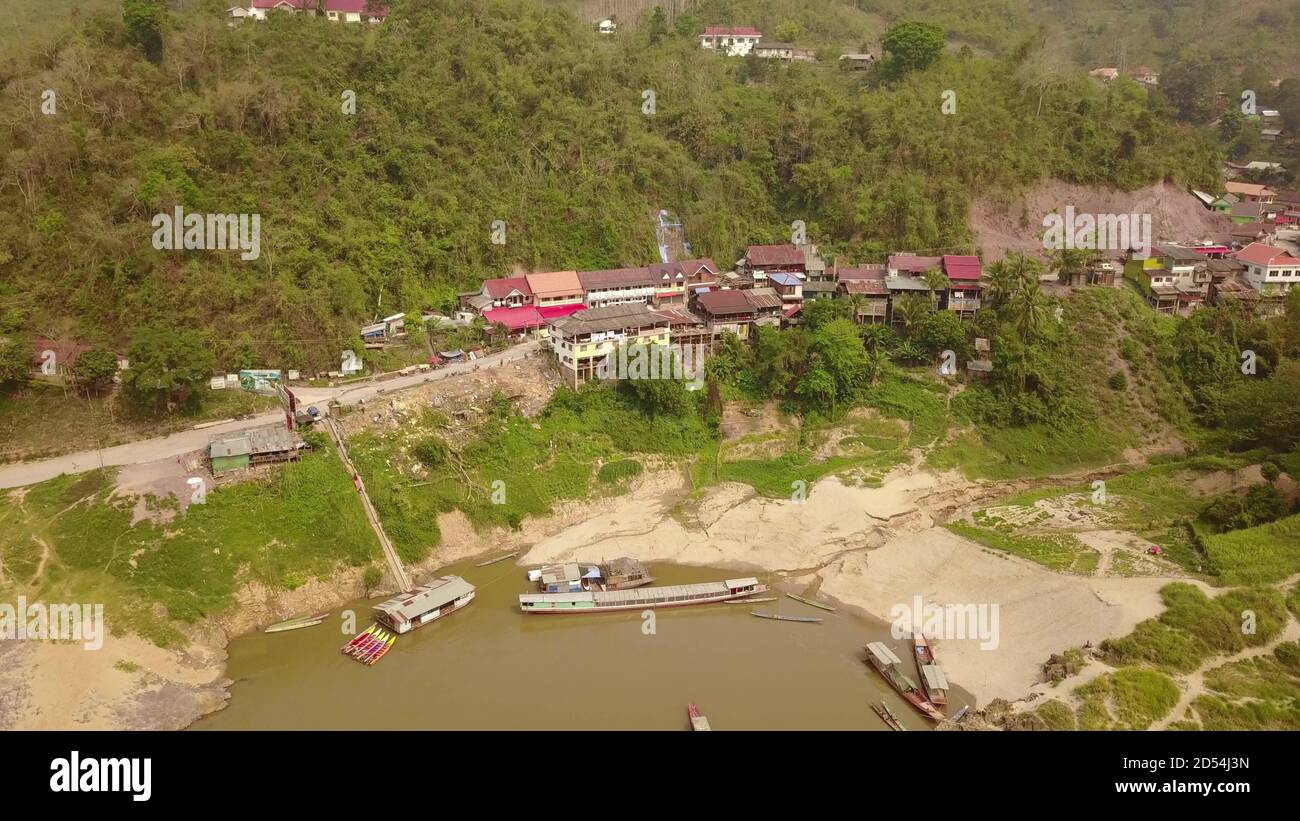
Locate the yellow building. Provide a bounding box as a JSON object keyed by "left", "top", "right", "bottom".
{"left": 546, "top": 304, "right": 672, "bottom": 387}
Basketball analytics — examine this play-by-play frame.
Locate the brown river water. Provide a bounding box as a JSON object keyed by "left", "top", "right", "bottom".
{"left": 194, "top": 562, "right": 969, "bottom": 730}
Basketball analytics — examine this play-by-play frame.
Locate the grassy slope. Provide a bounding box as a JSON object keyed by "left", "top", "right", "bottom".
{"left": 0, "top": 437, "right": 379, "bottom": 645}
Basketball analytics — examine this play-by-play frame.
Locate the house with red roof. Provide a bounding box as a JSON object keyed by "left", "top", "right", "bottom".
{"left": 699, "top": 26, "right": 763, "bottom": 56}
{"left": 743, "top": 244, "right": 805, "bottom": 284}
{"left": 476, "top": 276, "right": 533, "bottom": 310}
{"left": 229, "top": 0, "right": 388, "bottom": 23}
{"left": 1236, "top": 242, "right": 1300, "bottom": 294}
{"left": 941, "top": 255, "right": 983, "bottom": 317}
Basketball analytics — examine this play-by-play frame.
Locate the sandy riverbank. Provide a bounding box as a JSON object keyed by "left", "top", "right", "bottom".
{"left": 521, "top": 465, "right": 1194, "bottom": 707}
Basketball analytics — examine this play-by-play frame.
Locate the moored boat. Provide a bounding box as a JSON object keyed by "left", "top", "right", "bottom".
{"left": 872, "top": 702, "right": 905, "bottom": 731}
{"left": 751, "top": 611, "right": 822, "bottom": 623}
{"left": 526, "top": 556, "right": 656, "bottom": 592}
{"left": 265, "top": 611, "right": 330, "bottom": 633}
{"left": 864, "top": 641, "right": 944, "bottom": 721}
{"left": 519, "top": 578, "right": 766, "bottom": 614}
{"left": 913, "top": 632, "right": 949, "bottom": 707}
{"left": 785, "top": 593, "right": 835, "bottom": 612}
{"left": 374, "top": 575, "right": 475, "bottom": 634}
{"left": 688, "top": 703, "right": 711, "bottom": 731}
{"left": 475, "top": 551, "right": 517, "bottom": 567}
{"left": 725, "top": 596, "right": 776, "bottom": 603}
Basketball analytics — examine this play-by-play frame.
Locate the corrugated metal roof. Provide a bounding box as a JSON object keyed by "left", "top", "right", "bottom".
{"left": 865, "top": 641, "right": 902, "bottom": 666}
{"left": 743, "top": 288, "right": 784, "bottom": 310}
{"left": 746, "top": 244, "right": 804, "bottom": 267}
{"left": 921, "top": 664, "right": 949, "bottom": 690}
{"left": 375, "top": 575, "right": 475, "bottom": 620}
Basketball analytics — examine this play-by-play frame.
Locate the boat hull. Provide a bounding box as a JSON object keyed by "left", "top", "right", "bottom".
{"left": 521, "top": 591, "right": 760, "bottom": 614}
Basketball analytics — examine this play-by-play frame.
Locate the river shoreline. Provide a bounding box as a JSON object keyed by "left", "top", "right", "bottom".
{"left": 0, "top": 458, "right": 1190, "bottom": 730}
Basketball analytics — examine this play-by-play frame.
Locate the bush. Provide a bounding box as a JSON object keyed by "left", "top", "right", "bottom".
{"left": 1108, "top": 370, "right": 1127, "bottom": 390}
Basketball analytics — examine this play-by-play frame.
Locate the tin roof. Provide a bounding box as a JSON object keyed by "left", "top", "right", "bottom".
{"left": 482, "top": 276, "right": 532, "bottom": 300}
{"left": 865, "top": 641, "right": 902, "bottom": 666}
{"left": 746, "top": 244, "right": 805, "bottom": 267}
{"left": 524, "top": 270, "right": 582, "bottom": 299}
{"left": 374, "top": 575, "right": 475, "bottom": 620}
{"left": 210, "top": 423, "right": 295, "bottom": 458}
{"left": 578, "top": 266, "right": 657, "bottom": 291}
{"left": 547, "top": 303, "right": 671, "bottom": 335}
{"left": 744, "top": 287, "right": 785, "bottom": 310}
{"left": 695, "top": 289, "right": 754, "bottom": 316}
{"left": 921, "top": 664, "right": 949, "bottom": 690}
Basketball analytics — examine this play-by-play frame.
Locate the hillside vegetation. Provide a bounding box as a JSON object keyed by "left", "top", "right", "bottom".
{"left": 0, "top": 0, "right": 1217, "bottom": 373}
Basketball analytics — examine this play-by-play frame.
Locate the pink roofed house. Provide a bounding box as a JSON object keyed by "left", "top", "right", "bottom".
{"left": 942, "top": 255, "right": 983, "bottom": 316}
{"left": 744, "top": 244, "right": 805, "bottom": 283}
{"left": 1236, "top": 242, "right": 1300, "bottom": 294}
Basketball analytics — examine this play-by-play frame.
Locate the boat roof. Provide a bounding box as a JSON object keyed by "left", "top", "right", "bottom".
{"left": 520, "top": 578, "right": 758, "bottom": 606}
{"left": 375, "top": 575, "right": 475, "bottom": 619}
{"left": 921, "top": 664, "right": 949, "bottom": 690}
{"left": 865, "top": 642, "right": 903, "bottom": 666}
{"left": 540, "top": 563, "right": 582, "bottom": 585}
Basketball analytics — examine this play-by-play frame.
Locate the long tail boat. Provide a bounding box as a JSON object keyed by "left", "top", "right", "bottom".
{"left": 872, "top": 703, "right": 905, "bottom": 731}
{"left": 864, "top": 641, "right": 944, "bottom": 721}
{"left": 786, "top": 593, "right": 836, "bottom": 612}
{"left": 520, "top": 578, "right": 766, "bottom": 614}
{"left": 341, "top": 624, "right": 377, "bottom": 654}
{"left": 751, "top": 611, "right": 822, "bottom": 623}
{"left": 365, "top": 633, "right": 397, "bottom": 665}
{"left": 475, "top": 551, "right": 517, "bottom": 567}
{"left": 688, "top": 703, "right": 711, "bottom": 731}
{"left": 725, "top": 596, "right": 776, "bottom": 603}
{"left": 913, "top": 632, "right": 949, "bottom": 707}
{"left": 265, "top": 611, "right": 330, "bottom": 634}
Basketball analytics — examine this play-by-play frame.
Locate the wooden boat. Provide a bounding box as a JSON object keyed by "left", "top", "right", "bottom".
{"left": 864, "top": 641, "right": 944, "bottom": 721}
{"left": 786, "top": 593, "right": 836, "bottom": 612}
{"left": 365, "top": 634, "right": 397, "bottom": 665}
{"left": 341, "top": 624, "right": 377, "bottom": 654}
{"left": 952, "top": 705, "right": 970, "bottom": 723}
{"left": 913, "top": 632, "right": 949, "bottom": 707}
{"left": 688, "top": 703, "right": 711, "bottom": 731}
{"left": 265, "top": 611, "right": 330, "bottom": 633}
{"left": 520, "top": 578, "right": 766, "bottom": 614}
{"left": 347, "top": 628, "right": 386, "bottom": 659}
{"left": 751, "top": 611, "right": 822, "bottom": 623}
{"left": 872, "top": 703, "right": 905, "bottom": 731}
{"left": 265, "top": 618, "right": 324, "bottom": 634}
{"left": 475, "top": 551, "right": 517, "bottom": 567}
{"left": 724, "top": 596, "right": 776, "bottom": 603}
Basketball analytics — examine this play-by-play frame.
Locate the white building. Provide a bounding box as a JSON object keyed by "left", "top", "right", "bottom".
{"left": 1237, "top": 242, "right": 1300, "bottom": 294}
{"left": 699, "top": 26, "right": 763, "bottom": 57}
{"left": 229, "top": 0, "right": 388, "bottom": 23}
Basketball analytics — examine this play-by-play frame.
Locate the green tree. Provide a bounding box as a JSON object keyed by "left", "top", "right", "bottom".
{"left": 922, "top": 269, "right": 950, "bottom": 307}
{"left": 891, "top": 293, "right": 932, "bottom": 337}
{"left": 811, "top": 318, "right": 867, "bottom": 401}
{"left": 123, "top": 0, "right": 165, "bottom": 62}
{"left": 1161, "top": 59, "right": 1219, "bottom": 123}
{"left": 0, "top": 332, "right": 30, "bottom": 386}
{"left": 881, "top": 22, "right": 946, "bottom": 78}
{"left": 647, "top": 6, "right": 668, "bottom": 46}
{"left": 774, "top": 20, "right": 803, "bottom": 43}
{"left": 74, "top": 348, "right": 120, "bottom": 395}
{"left": 1008, "top": 279, "right": 1050, "bottom": 342}
{"left": 121, "top": 327, "right": 215, "bottom": 413}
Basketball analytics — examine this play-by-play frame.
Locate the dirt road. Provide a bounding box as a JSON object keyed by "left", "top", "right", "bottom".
{"left": 0, "top": 341, "right": 542, "bottom": 490}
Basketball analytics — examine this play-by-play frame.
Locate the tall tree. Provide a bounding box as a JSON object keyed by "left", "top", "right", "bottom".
{"left": 880, "top": 22, "right": 946, "bottom": 78}
{"left": 123, "top": 0, "right": 166, "bottom": 62}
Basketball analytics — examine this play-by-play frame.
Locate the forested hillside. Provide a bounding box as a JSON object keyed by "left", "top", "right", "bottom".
{"left": 1, "top": 0, "right": 1218, "bottom": 371}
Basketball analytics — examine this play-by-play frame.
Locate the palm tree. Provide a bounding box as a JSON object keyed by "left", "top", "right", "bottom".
{"left": 1009, "top": 279, "right": 1050, "bottom": 342}
{"left": 891, "top": 293, "right": 932, "bottom": 338}
{"left": 847, "top": 293, "right": 867, "bottom": 324}
{"left": 864, "top": 347, "right": 890, "bottom": 385}
{"left": 922, "top": 270, "right": 951, "bottom": 309}
{"left": 984, "top": 260, "right": 1017, "bottom": 308}
{"left": 859, "top": 323, "right": 893, "bottom": 353}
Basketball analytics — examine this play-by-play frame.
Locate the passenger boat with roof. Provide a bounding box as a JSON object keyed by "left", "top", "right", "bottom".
{"left": 519, "top": 577, "right": 766, "bottom": 614}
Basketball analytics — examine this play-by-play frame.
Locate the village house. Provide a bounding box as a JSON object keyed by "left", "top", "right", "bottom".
{"left": 1230, "top": 222, "right": 1275, "bottom": 247}
{"left": 209, "top": 424, "right": 304, "bottom": 476}
{"left": 1089, "top": 259, "right": 1118, "bottom": 286}
{"left": 1208, "top": 278, "right": 1287, "bottom": 318}
{"left": 743, "top": 244, "right": 806, "bottom": 284}
{"left": 546, "top": 303, "right": 672, "bottom": 387}
{"left": 693, "top": 289, "right": 757, "bottom": 338}
{"left": 1225, "top": 181, "right": 1276, "bottom": 203}
{"left": 1129, "top": 66, "right": 1160, "bottom": 86}
{"left": 360, "top": 312, "right": 407, "bottom": 347}
{"left": 941, "top": 254, "right": 982, "bottom": 317}
{"left": 836, "top": 265, "right": 889, "bottom": 325}
{"left": 839, "top": 53, "right": 875, "bottom": 70}
{"left": 767, "top": 272, "right": 804, "bottom": 303}
{"left": 1154, "top": 244, "right": 1212, "bottom": 295}
{"left": 699, "top": 26, "right": 763, "bottom": 56}
{"left": 1088, "top": 67, "right": 1120, "bottom": 82}
{"left": 524, "top": 271, "right": 585, "bottom": 307}
{"left": 481, "top": 303, "right": 584, "bottom": 341}
{"left": 1229, "top": 201, "right": 1265, "bottom": 224}
{"left": 579, "top": 267, "right": 660, "bottom": 308}
{"left": 1237, "top": 242, "right": 1300, "bottom": 295}
{"left": 228, "top": 0, "right": 388, "bottom": 23}
{"left": 886, "top": 253, "right": 944, "bottom": 278}
{"left": 652, "top": 259, "right": 721, "bottom": 306}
